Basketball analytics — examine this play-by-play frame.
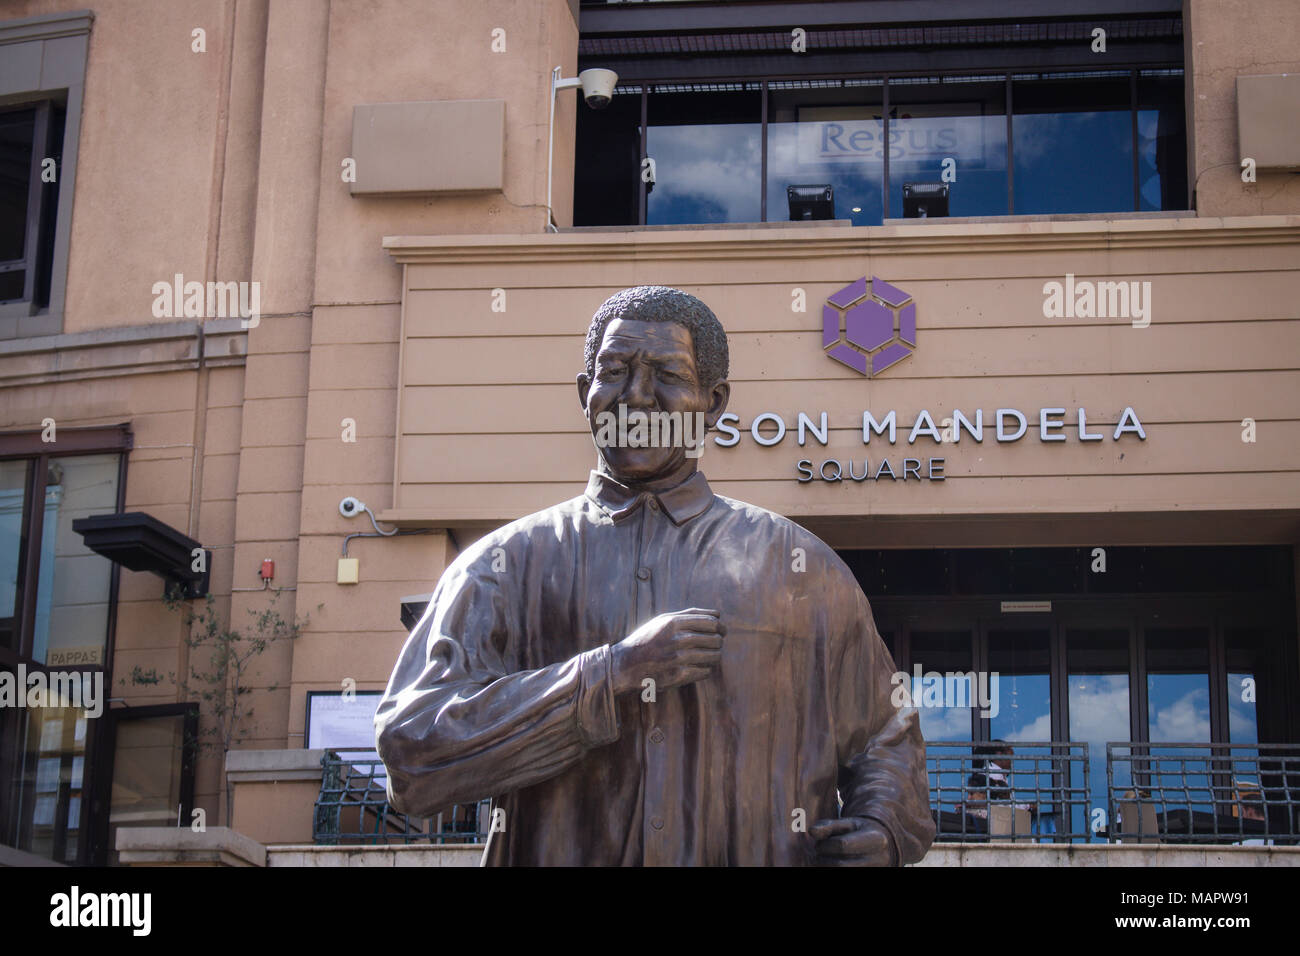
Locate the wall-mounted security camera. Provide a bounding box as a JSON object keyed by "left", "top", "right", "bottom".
{"left": 548, "top": 67, "right": 620, "bottom": 232}
{"left": 339, "top": 496, "right": 367, "bottom": 518}
{"left": 578, "top": 69, "right": 618, "bottom": 110}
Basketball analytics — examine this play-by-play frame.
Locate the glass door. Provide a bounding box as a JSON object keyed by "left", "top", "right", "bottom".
{"left": 907, "top": 627, "right": 976, "bottom": 836}
{"left": 1143, "top": 625, "right": 1214, "bottom": 833}
{"left": 983, "top": 625, "right": 1054, "bottom": 838}
{"left": 1066, "top": 626, "right": 1132, "bottom": 841}
{"left": 1222, "top": 627, "right": 1270, "bottom": 829}
{"left": 984, "top": 626, "right": 1052, "bottom": 742}
{"left": 89, "top": 703, "right": 197, "bottom": 865}
{"left": 909, "top": 629, "right": 976, "bottom": 741}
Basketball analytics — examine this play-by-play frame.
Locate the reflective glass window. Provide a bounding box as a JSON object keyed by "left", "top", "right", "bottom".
{"left": 887, "top": 75, "right": 1008, "bottom": 219}
{"left": 645, "top": 85, "right": 762, "bottom": 225}
{"left": 1012, "top": 72, "right": 1133, "bottom": 214}
{"left": 767, "top": 80, "right": 885, "bottom": 226}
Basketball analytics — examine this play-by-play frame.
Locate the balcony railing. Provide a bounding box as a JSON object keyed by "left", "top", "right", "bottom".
{"left": 927, "top": 740, "right": 1092, "bottom": 843}
{"left": 1106, "top": 742, "right": 1300, "bottom": 844}
{"left": 313, "top": 742, "right": 1300, "bottom": 848}
{"left": 312, "top": 751, "right": 492, "bottom": 846}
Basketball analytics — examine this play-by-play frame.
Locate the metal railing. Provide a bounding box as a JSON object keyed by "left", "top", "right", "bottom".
{"left": 926, "top": 740, "right": 1091, "bottom": 843}
{"left": 312, "top": 751, "right": 492, "bottom": 846}
{"left": 313, "top": 742, "right": 1300, "bottom": 848}
{"left": 1106, "top": 742, "right": 1300, "bottom": 844}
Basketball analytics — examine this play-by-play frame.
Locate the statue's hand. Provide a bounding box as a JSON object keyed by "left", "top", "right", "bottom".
{"left": 609, "top": 608, "right": 725, "bottom": 697}
{"left": 808, "top": 817, "right": 898, "bottom": 867}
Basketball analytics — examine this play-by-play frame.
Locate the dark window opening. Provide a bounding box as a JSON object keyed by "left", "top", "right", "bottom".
{"left": 573, "top": 88, "right": 643, "bottom": 227}
{"left": 842, "top": 545, "right": 1289, "bottom": 597}
{"left": 0, "top": 101, "right": 65, "bottom": 309}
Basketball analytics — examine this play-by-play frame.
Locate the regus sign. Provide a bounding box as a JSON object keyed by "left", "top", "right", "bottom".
{"left": 797, "top": 112, "right": 987, "bottom": 165}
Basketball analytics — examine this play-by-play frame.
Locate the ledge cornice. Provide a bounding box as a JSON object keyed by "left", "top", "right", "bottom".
{"left": 0, "top": 319, "right": 247, "bottom": 388}
{"left": 384, "top": 216, "right": 1300, "bottom": 266}
{"left": 0, "top": 9, "right": 94, "bottom": 45}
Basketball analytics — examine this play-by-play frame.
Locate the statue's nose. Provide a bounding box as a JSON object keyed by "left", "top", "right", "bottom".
{"left": 622, "top": 365, "right": 656, "bottom": 406}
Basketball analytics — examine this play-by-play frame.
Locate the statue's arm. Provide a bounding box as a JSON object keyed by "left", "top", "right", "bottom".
{"left": 374, "top": 562, "right": 620, "bottom": 816}
{"left": 832, "top": 588, "right": 937, "bottom": 865}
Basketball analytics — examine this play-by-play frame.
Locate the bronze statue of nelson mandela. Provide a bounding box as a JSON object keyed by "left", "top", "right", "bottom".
{"left": 375, "top": 285, "right": 936, "bottom": 866}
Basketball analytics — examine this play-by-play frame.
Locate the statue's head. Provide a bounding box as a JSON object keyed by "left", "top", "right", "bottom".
{"left": 577, "top": 286, "right": 731, "bottom": 486}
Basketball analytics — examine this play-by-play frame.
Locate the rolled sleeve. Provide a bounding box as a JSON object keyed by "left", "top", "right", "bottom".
{"left": 375, "top": 551, "right": 624, "bottom": 816}
{"left": 576, "top": 644, "right": 621, "bottom": 747}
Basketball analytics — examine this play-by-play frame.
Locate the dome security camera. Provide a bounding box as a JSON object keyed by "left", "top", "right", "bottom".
{"left": 579, "top": 69, "right": 618, "bottom": 110}
{"left": 339, "top": 496, "right": 366, "bottom": 518}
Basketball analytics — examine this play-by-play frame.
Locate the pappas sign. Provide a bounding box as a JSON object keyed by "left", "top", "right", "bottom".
{"left": 796, "top": 109, "right": 987, "bottom": 165}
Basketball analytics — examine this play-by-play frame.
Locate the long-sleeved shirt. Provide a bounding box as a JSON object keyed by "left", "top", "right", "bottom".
{"left": 375, "top": 469, "right": 936, "bottom": 865}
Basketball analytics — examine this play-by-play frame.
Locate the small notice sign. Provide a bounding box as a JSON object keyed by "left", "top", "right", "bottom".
{"left": 47, "top": 645, "right": 103, "bottom": 666}
{"left": 1000, "top": 600, "right": 1052, "bottom": 613}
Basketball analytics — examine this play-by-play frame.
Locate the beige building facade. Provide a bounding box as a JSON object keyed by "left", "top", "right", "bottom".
{"left": 0, "top": 0, "right": 1297, "bottom": 865}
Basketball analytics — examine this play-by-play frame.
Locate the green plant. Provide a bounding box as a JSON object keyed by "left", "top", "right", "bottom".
{"left": 167, "top": 592, "right": 308, "bottom": 759}
{"left": 127, "top": 665, "right": 162, "bottom": 686}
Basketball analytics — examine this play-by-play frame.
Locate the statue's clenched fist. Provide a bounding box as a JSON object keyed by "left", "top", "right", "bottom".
{"left": 610, "top": 607, "right": 725, "bottom": 696}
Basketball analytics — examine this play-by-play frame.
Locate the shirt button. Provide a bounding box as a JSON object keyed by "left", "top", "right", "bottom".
{"left": 636, "top": 567, "right": 650, "bottom": 581}
{"left": 650, "top": 817, "right": 665, "bottom": 830}
{"left": 648, "top": 499, "right": 660, "bottom": 512}
{"left": 649, "top": 728, "right": 664, "bottom": 744}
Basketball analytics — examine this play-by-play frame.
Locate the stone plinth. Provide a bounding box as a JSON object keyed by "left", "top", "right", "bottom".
{"left": 116, "top": 826, "right": 267, "bottom": 867}
{"left": 226, "top": 748, "right": 328, "bottom": 845}
{"left": 915, "top": 842, "right": 1300, "bottom": 867}
{"left": 269, "top": 844, "right": 484, "bottom": 867}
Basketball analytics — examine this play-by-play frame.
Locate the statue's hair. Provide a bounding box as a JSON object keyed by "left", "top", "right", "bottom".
{"left": 584, "top": 286, "right": 729, "bottom": 388}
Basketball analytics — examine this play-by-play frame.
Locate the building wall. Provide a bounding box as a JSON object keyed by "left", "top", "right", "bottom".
{"left": 0, "top": 326, "right": 248, "bottom": 822}
{"left": 383, "top": 218, "right": 1300, "bottom": 539}
{"left": 3, "top": 0, "right": 268, "bottom": 820}
{"left": 1185, "top": 0, "right": 1300, "bottom": 216}
{"left": 1, "top": 0, "right": 579, "bottom": 828}
{"left": 284, "top": 0, "right": 578, "bottom": 748}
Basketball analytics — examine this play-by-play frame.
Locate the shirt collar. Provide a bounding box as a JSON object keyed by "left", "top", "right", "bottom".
{"left": 585, "top": 469, "right": 714, "bottom": 526}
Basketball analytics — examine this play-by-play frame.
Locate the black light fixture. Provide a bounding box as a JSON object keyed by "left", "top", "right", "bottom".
{"left": 400, "top": 593, "right": 432, "bottom": 631}
{"left": 787, "top": 184, "right": 834, "bottom": 221}
{"left": 903, "top": 182, "right": 950, "bottom": 218}
{"left": 72, "top": 512, "right": 211, "bottom": 599}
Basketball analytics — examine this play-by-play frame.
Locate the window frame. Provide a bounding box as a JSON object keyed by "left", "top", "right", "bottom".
{"left": 0, "top": 101, "right": 57, "bottom": 307}
{"left": 874, "top": 592, "right": 1293, "bottom": 747}
{"left": 0, "top": 10, "right": 93, "bottom": 338}
{"left": 0, "top": 424, "right": 130, "bottom": 864}
{"left": 582, "top": 65, "right": 1185, "bottom": 228}
{"left": 0, "top": 424, "right": 131, "bottom": 671}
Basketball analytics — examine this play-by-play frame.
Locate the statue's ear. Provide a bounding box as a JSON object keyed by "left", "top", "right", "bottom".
{"left": 705, "top": 379, "right": 730, "bottom": 428}
{"left": 577, "top": 372, "right": 591, "bottom": 410}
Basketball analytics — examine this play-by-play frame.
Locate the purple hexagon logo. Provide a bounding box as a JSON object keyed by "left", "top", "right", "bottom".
{"left": 822, "top": 276, "right": 916, "bottom": 376}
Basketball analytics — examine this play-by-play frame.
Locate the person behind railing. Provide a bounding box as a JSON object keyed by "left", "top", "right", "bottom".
{"left": 963, "top": 741, "right": 1036, "bottom": 829}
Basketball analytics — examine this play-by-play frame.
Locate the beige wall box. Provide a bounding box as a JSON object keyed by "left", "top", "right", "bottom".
{"left": 349, "top": 100, "right": 505, "bottom": 195}
{"left": 337, "top": 558, "right": 359, "bottom": 585}
{"left": 1237, "top": 74, "right": 1300, "bottom": 169}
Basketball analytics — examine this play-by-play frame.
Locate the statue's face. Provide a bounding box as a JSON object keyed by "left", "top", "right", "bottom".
{"left": 578, "top": 318, "right": 728, "bottom": 485}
